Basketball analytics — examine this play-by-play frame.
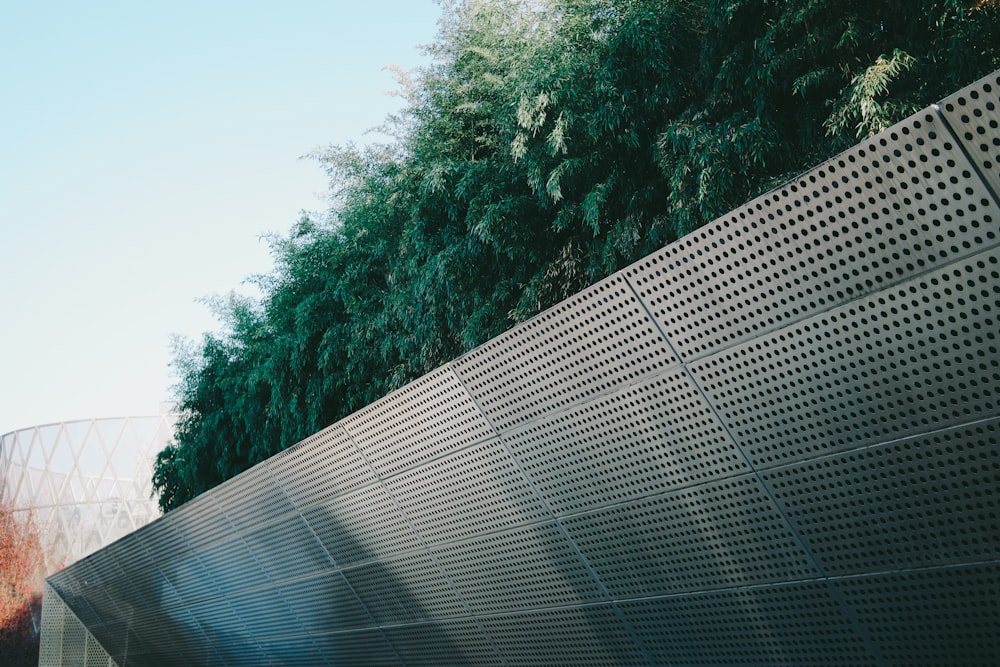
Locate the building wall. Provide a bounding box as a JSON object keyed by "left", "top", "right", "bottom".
{"left": 0, "top": 414, "right": 175, "bottom": 572}
{"left": 42, "top": 72, "right": 1000, "bottom": 666}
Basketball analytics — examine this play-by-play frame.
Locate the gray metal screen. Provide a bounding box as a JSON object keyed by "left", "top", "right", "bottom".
{"left": 42, "top": 71, "right": 1000, "bottom": 666}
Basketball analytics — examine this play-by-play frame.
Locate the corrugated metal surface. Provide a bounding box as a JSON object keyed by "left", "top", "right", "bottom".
{"left": 43, "top": 69, "right": 1000, "bottom": 666}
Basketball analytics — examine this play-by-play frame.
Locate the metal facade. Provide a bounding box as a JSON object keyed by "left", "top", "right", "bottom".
{"left": 42, "top": 71, "right": 1000, "bottom": 666}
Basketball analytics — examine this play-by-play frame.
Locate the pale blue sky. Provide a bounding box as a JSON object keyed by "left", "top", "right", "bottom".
{"left": 0, "top": 1, "right": 441, "bottom": 432}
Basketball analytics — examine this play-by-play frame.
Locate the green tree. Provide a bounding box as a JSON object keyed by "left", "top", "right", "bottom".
{"left": 154, "top": 0, "right": 999, "bottom": 511}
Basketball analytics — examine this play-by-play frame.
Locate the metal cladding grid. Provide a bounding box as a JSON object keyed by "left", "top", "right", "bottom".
{"left": 43, "top": 69, "right": 1000, "bottom": 666}
{"left": 624, "top": 102, "right": 1000, "bottom": 363}
{"left": 341, "top": 366, "right": 496, "bottom": 477}
{"left": 940, "top": 71, "right": 1000, "bottom": 196}
{"left": 690, "top": 248, "right": 1000, "bottom": 468}
{"left": 450, "top": 272, "right": 679, "bottom": 433}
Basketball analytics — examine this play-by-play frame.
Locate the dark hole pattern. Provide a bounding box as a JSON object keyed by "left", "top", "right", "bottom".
{"left": 43, "top": 70, "right": 1000, "bottom": 667}
{"left": 384, "top": 439, "right": 548, "bottom": 545}
{"left": 626, "top": 109, "right": 999, "bottom": 363}
{"left": 691, "top": 250, "right": 1000, "bottom": 468}
{"left": 763, "top": 419, "right": 1000, "bottom": 575}
{"left": 342, "top": 551, "right": 466, "bottom": 625}
{"left": 268, "top": 425, "right": 377, "bottom": 511}
{"left": 302, "top": 483, "right": 422, "bottom": 566}
{"left": 278, "top": 572, "right": 371, "bottom": 635}
{"left": 832, "top": 564, "right": 1000, "bottom": 666}
{"left": 342, "top": 367, "right": 495, "bottom": 478}
{"left": 452, "top": 274, "right": 678, "bottom": 433}
{"left": 310, "top": 630, "right": 403, "bottom": 667}
{"left": 940, "top": 75, "right": 1000, "bottom": 196}
{"left": 212, "top": 463, "right": 293, "bottom": 531}
{"left": 619, "top": 581, "right": 875, "bottom": 666}
{"left": 433, "top": 521, "right": 604, "bottom": 614}
{"left": 383, "top": 620, "right": 504, "bottom": 667}
{"left": 500, "top": 367, "right": 750, "bottom": 516}
{"left": 478, "top": 606, "right": 649, "bottom": 666}
{"left": 561, "top": 474, "right": 817, "bottom": 598}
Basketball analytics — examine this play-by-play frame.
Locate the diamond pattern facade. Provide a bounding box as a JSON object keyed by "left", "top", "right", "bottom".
{"left": 1, "top": 414, "right": 175, "bottom": 572}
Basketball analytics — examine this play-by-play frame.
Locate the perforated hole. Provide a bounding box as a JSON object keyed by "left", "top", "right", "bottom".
{"left": 278, "top": 572, "right": 372, "bottom": 635}
{"left": 434, "top": 521, "right": 604, "bottom": 613}
{"left": 196, "top": 536, "right": 270, "bottom": 596}
{"left": 39, "top": 586, "right": 66, "bottom": 666}
{"left": 626, "top": 112, "right": 999, "bottom": 361}
{"left": 383, "top": 620, "right": 503, "bottom": 667}
{"left": 479, "top": 605, "right": 647, "bottom": 666}
{"left": 452, "top": 273, "right": 677, "bottom": 433}
{"left": 227, "top": 585, "right": 305, "bottom": 639}
{"left": 166, "top": 492, "right": 234, "bottom": 553}
{"left": 692, "top": 250, "right": 1000, "bottom": 468}
{"left": 302, "top": 483, "right": 422, "bottom": 566}
{"left": 212, "top": 462, "right": 293, "bottom": 531}
{"left": 620, "top": 581, "right": 873, "bottom": 666}
{"left": 259, "top": 636, "right": 328, "bottom": 667}
{"left": 834, "top": 564, "right": 1000, "bottom": 665}
{"left": 243, "top": 513, "right": 333, "bottom": 582}
{"left": 763, "top": 419, "right": 1000, "bottom": 575}
{"left": 187, "top": 596, "right": 251, "bottom": 645}
{"left": 310, "top": 629, "right": 403, "bottom": 667}
{"left": 342, "top": 367, "right": 495, "bottom": 477}
{"left": 268, "top": 425, "right": 377, "bottom": 511}
{"left": 84, "top": 633, "right": 110, "bottom": 667}
{"left": 562, "top": 474, "right": 816, "bottom": 597}
{"left": 384, "top": 438, "right": 548, "bottom": 545}
{"left": 343, "top": 551, "right": 466, "bottom": 624}
{"left": 940, "top": 72, "right": 1000, "bottom": 197}
{"left": 501, "top": 367, "right": 749, "bottom": 516}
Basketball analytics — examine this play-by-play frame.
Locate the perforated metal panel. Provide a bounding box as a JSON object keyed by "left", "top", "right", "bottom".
{"left": 691, "top": 248, "right": 1000, "bottom": 468}
{"left": 452, "top": 273, "right": 678, "bottom": 433}
{"left": 383, "top": 619, "right": 503, "bottom": 666}
{"left": 500, "top": 367, "right": 750, "bottom": 515}
{"left": 384, "top": 437, "right": 548, "bottom": 544}
{"left": 939, "top": 72, "right": 1000, "bottom": 196}
{"left": 268, "top": 424, "right": 377, "bottom": 510}
{"left": 479, "top": 605, "right": 648, "bottom": 666}
{"left": 342, "top": 550, "right": 467, "bottom": 624}
{"left": 277, "top": 571, "right": 372, "bottom": 634}
{"left": 619, "top": 582, "right": 875, "bottom": 666}
{"left": 832, "top": 564, "right": 1000, "bottom": 666}
{"left": 625, "top": 111, "right": 1000, "bottom": 362}
{"left": 562, "top": 474, "right": 818, "bottom": 597}
{"left": 243, "top": 513, "right": 333, "bottom": 581}
{"left": 762, "top": 418, "right": 1000, "bottom": 575}
{"left": 302, "top": 482, "right": 422, "bottom": 566}
{"left": 342, "top": 366, "right": 495, "bottom": 476}
{"left": 434, "top": 521, "right": 605, "bottom": 613}
{"left": 39, "top": 585, "right": 119, "bottom": 667}
{"left": 43, "top": 69, "right": 1000, "bottom": 667}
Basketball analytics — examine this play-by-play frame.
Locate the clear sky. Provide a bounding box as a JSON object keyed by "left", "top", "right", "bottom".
{"left": 0, "top": 1, "right": 442, "bottom": 432}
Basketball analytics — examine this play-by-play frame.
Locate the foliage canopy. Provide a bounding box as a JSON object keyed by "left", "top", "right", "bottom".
{"left": 154, "top": 0, "right": 1000, "bottom": 511}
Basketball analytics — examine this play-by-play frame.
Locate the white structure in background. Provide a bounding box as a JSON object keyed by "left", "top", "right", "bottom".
{"left": 0, "top": 411, "right": 176, "bottom": 573}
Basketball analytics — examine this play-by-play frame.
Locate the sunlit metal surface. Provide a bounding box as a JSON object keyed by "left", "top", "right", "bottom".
{"left": 42, "top": 70, "right": 1000, "bottom": 666}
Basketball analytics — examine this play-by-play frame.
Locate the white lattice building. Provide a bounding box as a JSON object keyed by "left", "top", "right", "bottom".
{"left": 0, "top": 413, "right": 176, "bottom": 573}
